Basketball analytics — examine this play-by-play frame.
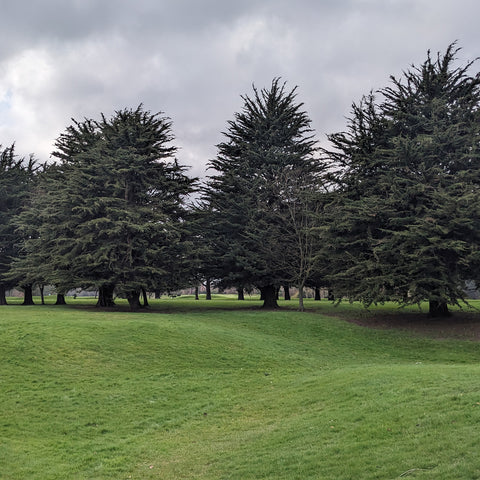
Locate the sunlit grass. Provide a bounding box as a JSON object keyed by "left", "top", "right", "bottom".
{"left": 1, "top": 297, "right": 480, "bottom": 479}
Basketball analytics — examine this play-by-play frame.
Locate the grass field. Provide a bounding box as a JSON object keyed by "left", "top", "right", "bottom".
{"left": 1, "top": 296, "right": 480, "bottom": 479}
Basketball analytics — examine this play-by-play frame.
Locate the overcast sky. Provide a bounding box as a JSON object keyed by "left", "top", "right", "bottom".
{"left": 1, "top": 0, "right": 479, "bottom": 178}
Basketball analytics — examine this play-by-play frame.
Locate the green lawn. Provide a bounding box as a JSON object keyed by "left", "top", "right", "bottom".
{"left": 1, "top": 296, "right": 480, "bottom": 479}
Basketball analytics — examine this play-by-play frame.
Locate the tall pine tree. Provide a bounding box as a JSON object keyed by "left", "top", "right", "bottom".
{"left": 325, "top": 44, "right": 480, "bottom": 315}
{"left": 35, "top": 105, "right": 195, "bottom": 309}
{"left": 0, "top": 145, "right": 38, "bottom": 305}
{"left": 204, "top": 79, "right": 319, "bottom": 308}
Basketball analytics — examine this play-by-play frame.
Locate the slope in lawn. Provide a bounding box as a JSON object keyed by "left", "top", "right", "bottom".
{"left": 1, "top": 301, "right": 480, "bottom": 479}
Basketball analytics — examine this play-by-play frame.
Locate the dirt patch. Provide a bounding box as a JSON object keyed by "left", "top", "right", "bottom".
{"left": 344, "top": 311, "right": 480, "bottom": 341}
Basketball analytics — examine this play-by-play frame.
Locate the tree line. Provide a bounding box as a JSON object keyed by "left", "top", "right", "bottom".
{"left": 1, "top": 43, "right": 480, "bottom": 315}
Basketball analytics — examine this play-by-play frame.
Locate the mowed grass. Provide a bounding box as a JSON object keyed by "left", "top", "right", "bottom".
{"left": 1, "top": 297, "right": 480, "bottom": 479}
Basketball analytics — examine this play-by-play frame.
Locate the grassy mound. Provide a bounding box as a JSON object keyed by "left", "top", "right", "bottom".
{"left": 1, "top": 297, "right": 480, "bottom": 479}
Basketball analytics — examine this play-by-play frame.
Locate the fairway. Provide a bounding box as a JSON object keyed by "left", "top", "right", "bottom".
{"left": 1, "top": 297, "right": 480, "bottom": 479}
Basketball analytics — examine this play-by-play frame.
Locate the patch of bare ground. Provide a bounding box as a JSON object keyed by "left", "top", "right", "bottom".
{"left": 343, "top": 311, "right": 480, "bottom": 341}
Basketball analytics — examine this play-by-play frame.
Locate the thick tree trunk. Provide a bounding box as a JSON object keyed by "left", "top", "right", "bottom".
{"left": 429, "top": 300, "right": 450, "bottom": 317}
{"left": 97, "top": 284, "right": 115, "bottom": 307}
{"left": 314, "top": 287, "right": 321, "bottom": 301}
{"left": 195, "top": 286, "right": 199, "bottom": 300}
{"left": 260, "top": 285, "right": 279, "bottom": 309}
{"left": 141, "top": 288, "right": 149, "bottom": 308}
{"left": 205, "top": 278, "right": 212, "bottom": 300}
{"left": 22, "top": 284, "right": 35, "bottom": 305}
{"left": 55, "top": 293, "right": 66, "bottom": 305}
{"left": 127, "top": 291, "right": 141, "bottom": 311}
{"left": 283, "top": 285, "right": 291, "bottom": 301}
{"left": 0, "top": 285, "right": 7, "bottom": 305}
{"left": 39, "top": 285, "right": 45, "bottom": 305}
{"left": 237, "top": 288, "right": 245, "bottom": 300}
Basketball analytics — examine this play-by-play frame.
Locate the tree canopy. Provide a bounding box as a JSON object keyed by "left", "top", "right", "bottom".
{"left": 3, "top": 44, "right": 480, "bottom": 317}
{"left": 13, "top": 105, "right": 195, "bottom": 309}
{"left": 325, "top": 43, "right": 480, "bottom": 315}
{"left": 0, "top": 145, "right": 38, "bottom": 305}
{"left": 203, "top": 78, "right": 321, "bottom": 308}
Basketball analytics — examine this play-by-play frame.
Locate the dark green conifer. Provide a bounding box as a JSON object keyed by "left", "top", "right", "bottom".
{"left": 204, "top": 79, "right": 319, "bottom": 308}
{"left": 26, "top": 105, "right": 195, "bottom": 309}
{"left": 326, "top": 44, "right": 480, "bottom": 315}
{"left": 0, "top": 145, "right": 38, "bottom": 305}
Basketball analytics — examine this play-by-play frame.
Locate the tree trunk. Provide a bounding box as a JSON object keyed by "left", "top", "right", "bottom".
{"left": 22, "top": 284, "right": 35, "bottom": 305}
{"left": 327, "top": 289, "right": 335, "bottom": 301}
{"left": 429, "top": 300, "right": 450, "bottom": 317}
{"left": 0, "top": 285, "right": 7, "bottom": 305}
{"left": 39, "top": 285, "right": 45, "bottom": 305}
{"left": 155, "top": 289, "right": 161, "bottom": 299}
{"left": 55, "top": 293, "right": 66, "bottom": 305}
{"left": 127, "top": 291, "right": 141, "bottom": 311}
{"left": 195, "top": 286, "right": 199, "bottom": 300}
{"left": 141, "top": 288, "right": 149, "bottom": 308}
{"left": 97, "top": 284, "right": 115, "bottom": 307}
{"left": 237, "top": 288, "right": 245, "bottom": 300}
{"left": 298, "top": 284, "right": 305, "bottom": 312}
{"left": 283, "top": 285, "right": 291, "bottom": 301}
{"left": 205, "top": 278, "right": 212, "bottom": 300}
{"left": 260, "top": 285, "right": 279, "bottom": 309}
{"left": 314, "top": 287, "right": 321, "bottom": 301}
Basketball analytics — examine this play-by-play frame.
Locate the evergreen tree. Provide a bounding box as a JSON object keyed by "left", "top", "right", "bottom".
{"left": 0, "top": 145, "right": 38, "bottom": 305}
{"left": 38, "top": 105, "right": 195, "bottom": 309}
{"left": 8, "top": 163, "right": 72, "bottom": 305}
{"left": 324, "top": 94, "right": 393, "bottom": 305}
{"left": 326, "top": 44, "right": 480, "bottom": 315}
{"left": 204, "top": 79, "right": 319, "bottom": 308}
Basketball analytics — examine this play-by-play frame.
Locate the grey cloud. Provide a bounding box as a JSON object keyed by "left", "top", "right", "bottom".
{"left": 1, "top": 0, "right": 480, "bottom": 176}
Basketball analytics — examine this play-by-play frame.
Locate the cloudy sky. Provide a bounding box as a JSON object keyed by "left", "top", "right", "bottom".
{"left": 0, "top": 0, "right": 479, "bottom": 178}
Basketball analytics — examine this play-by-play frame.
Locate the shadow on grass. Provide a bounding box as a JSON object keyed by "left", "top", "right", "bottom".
{"left": 5, "top": 295, "right": 480, "bottom": 340}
